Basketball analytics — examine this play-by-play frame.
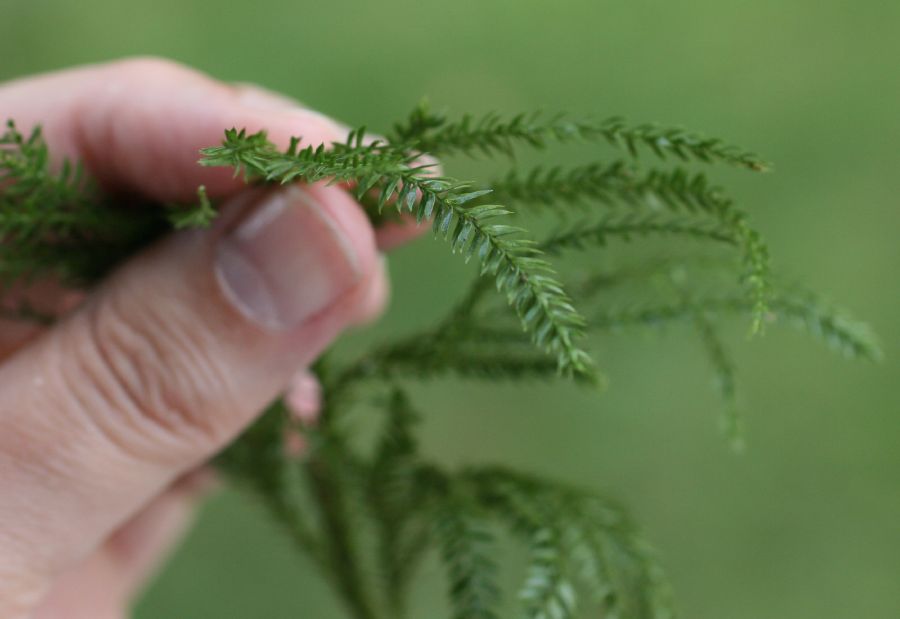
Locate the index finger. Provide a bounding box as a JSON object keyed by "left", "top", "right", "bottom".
{"left": 0, "top": 57, "right": 349, "bottom": 202}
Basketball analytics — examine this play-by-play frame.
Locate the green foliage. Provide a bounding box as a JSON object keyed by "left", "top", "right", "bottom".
{"left": 434, "top": 491, "right": 502, "bottom": 619}
{"left": 540, "top": 214, "right": 737, "bottom": 252}
{"left": 490, "top": 163, "right": 772, "bottom": 333}
{"left": 463, "top": 467, "right": 673, "bottom": 619}
{"left": 589, "top": 290, "right": 881, "bottom": 362}
{"left": 0, "top": 103, "right": 879, "bottom": 619}
{"left": 167, "top": 185, "right": 217, "bottom": 229}
{"left": 367, "top": 389, "right": 426, "bottom": 615}
{"left": 0, "top": 121, "right": 168, "bottom": 286}
{"left": 391, "top": 103, "right": 771, "bottom": 171}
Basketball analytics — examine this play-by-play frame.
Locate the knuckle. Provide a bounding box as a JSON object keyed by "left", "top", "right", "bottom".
{"left": 56, "top": 285, "right": 235, "bottom": 461}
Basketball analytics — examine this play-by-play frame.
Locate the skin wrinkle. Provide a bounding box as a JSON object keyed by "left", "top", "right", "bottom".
{"left": 54, "top": 300, "right": 176, "bottom": 467}
{"left": 10, "top": 314, "right": 210, "bottom": 591}
{"left": 37, "top": 331, "right": 147, "bottom": 482}
{"left": 82, "top": 288, "right": 225, "bottom": 459}
{"left": 66, "top": 242, "right": 248, "bottom": 463}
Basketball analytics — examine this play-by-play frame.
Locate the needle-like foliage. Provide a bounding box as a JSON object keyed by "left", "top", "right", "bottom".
{"left": 0, "top": 101, "right": 879, "bottom": 619}
{"left": 0, "top": 121, "right": 161, "bottom": 286}
{"left": 391, "top": 103, "right": 771, "bottom": 172}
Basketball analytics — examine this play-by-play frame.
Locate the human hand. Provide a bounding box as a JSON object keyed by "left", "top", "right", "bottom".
{"left": 0, "top": 57, "right": 421, "bottom": 618}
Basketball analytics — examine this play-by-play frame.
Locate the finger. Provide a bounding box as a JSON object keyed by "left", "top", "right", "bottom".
{"left": 375, "top": 217, "right": 431, "bottom": 250}
{"left": 0, "top": 57, "right": 350, "bottom": 202}
{"left": 0, "top": 182, "right": 380, "bottom": 612}
{"left": 33, "top": 471, "right": 212, "bottom": 619}
{"left": 1, "top": 58, "right": 433, "bottom": 256}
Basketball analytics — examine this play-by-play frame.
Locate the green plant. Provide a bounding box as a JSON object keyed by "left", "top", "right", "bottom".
{"left": 0, "top": 104, "right": 880, "bottom": 618}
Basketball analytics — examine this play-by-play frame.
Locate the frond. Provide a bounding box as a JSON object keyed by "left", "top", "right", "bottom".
{"left": 591, "top": 291, "right": 883, "bottom": 362}
{"left": 519, "top": 528, "right": 579, "bottom": 619}
{"left": 374, "top": 340, "right": 576, "bottom": 383}
{"left": 540, "top": 214, "right": 738, "bottom": 254}
{"left": 772, "top": 292, "right": 883, "bottom": 361}
{"left": 488, "top": 161, "right": 640, "bottom": 211}
{"left": 416, "top": 185, "right": 594, "bottom": 380}
{"left": 692, "top": 311, "right": 744, "bottom": 451}
{"left": 566, "top": 254, "right": 738, "bottom": 302}
{"left": 434, "top": 489, "right": 502, "bottom": 619}
{"left": 488, "top": 162, "right": 739, "bottom": 216}
{"left": 406, "top": 349, "right": 569, "bottom": 382}
{"left": 464, "top": 466, "right": 674, "bottom": 619}
{"left": 391, "top": 106, "right": 770, "bottom": 171}
{"left": 492, "top": 164, "right": 772, "bottom": 331}
{"left": 368, "top": 388, "right": 426, "bottom": 614}
{"left": 487, "top": 164, "right": 745, "bottom": 230}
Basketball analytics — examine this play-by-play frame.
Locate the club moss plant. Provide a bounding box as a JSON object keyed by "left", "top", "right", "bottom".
{"left": 0, "top": 104, "right": 880, "bottom": 619}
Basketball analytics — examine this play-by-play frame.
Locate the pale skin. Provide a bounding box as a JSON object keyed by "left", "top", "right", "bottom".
{"left": 0, "top": 58, "right": 428, "bottom": 618}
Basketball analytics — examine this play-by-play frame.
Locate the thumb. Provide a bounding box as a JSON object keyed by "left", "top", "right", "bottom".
{"left": 0, "top": 183, "right": 381, "bottom": 613}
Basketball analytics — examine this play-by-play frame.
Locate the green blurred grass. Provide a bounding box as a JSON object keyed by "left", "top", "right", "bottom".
{"left": 2, "top": 1, "right": 898, "bottom": 617}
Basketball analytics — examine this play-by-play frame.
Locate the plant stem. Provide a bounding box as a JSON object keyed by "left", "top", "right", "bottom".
{"left": 304, "top": 449, "right": 380, "bottom": 619}
{"left": 263, "top": 493, "right": 326, "bottom": 571}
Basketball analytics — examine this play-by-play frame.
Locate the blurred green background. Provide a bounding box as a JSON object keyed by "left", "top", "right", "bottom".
{"left": 2, "top": 1, "right": 898, "bottom": 617}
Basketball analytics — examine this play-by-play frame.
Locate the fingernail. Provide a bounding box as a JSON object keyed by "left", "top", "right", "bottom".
{"left": 215, "top": 187, "right": 362, "bottom": 330}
